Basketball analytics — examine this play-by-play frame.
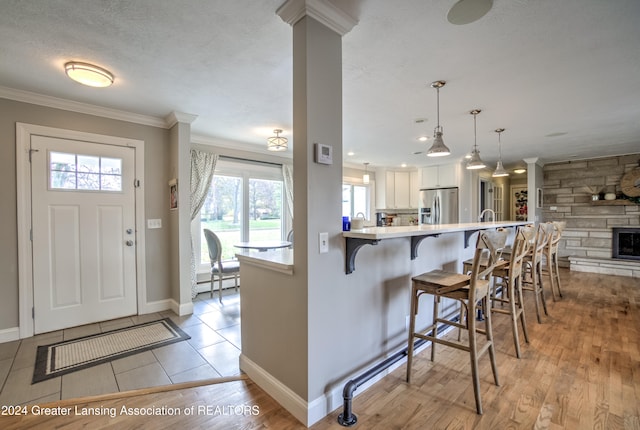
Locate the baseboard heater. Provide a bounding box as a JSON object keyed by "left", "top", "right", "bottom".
{"left": 337, "top": 313, "right": 459, "bottom": 427}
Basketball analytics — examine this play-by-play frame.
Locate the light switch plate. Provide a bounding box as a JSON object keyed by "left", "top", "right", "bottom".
{"left": 319, "top": 232, "right": 329, "bottom": 253}
{"left": 147, "top": 219, "right": 162, "bottom": 229}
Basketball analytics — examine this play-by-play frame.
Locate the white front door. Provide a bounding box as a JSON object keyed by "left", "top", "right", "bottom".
{"left": 31, "top": 135, "right": 137, "bottom": 333}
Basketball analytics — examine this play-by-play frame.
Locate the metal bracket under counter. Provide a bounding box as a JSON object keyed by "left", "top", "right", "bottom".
{"left": 410, "top": 234, "right": 440, "bottom": 260}
{"left": 345, "top": 238, "right": 379, "bottom": 274}
{"left": 345, "top": 234, "right": 440, "bottom": 274}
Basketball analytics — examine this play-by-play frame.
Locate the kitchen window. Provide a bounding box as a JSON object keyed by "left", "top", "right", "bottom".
{"left": 342, "top": 182, "right": 371, "bottom": 220}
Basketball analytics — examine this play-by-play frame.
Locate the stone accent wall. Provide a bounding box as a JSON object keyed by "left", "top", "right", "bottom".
{"left": 542, "top": 154, "right": 640, "bottom": 261}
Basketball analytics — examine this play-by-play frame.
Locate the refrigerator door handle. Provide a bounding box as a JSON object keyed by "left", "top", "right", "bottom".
{"left": 434, "top": 195, "right": 440, "bottom": 224}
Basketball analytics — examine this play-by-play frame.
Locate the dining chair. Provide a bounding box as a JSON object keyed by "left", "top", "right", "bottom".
{"left": 204, "top": 229, "right": 240, "bottom": 303}
{"left": 406, "top": 230, "right": 506, "bottom": 414}
{"left": 286, "top": 229, "right": 294, "bottom": 248}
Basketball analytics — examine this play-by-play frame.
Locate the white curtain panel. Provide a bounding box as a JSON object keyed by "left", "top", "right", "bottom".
{"left": 190, "top": 150, "right": 218, "bottom": 298}
{"left": 282, "top": 163, "right": 294, "bottom": 220}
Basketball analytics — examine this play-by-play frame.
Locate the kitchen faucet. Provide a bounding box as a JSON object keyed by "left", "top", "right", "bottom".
{"left": 478, "top": 209, "right": 496, "bottom": 222}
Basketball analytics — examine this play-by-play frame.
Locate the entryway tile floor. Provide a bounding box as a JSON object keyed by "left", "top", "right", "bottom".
{"left": 0, "top": 289, "right": 241, "bottom": 405}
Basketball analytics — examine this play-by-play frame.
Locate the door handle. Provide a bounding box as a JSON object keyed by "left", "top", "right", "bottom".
{"left": 125, "top": 240, "right": 134, "bottom": 247}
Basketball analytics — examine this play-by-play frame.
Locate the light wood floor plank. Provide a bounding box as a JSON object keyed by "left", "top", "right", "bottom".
{"left": 1, "top": 269, "right": 639, "bottom": 429}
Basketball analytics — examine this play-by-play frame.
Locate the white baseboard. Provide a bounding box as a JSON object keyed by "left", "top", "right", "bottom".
{"left": 173, "top": 299, "right": 194, "bottom": 316}
{"left": 0, "top": 327, "right": 20, "bottom": 344}
{"left": 141, "top": 298, "right": 194, "bottom": 317}
{"left": 239, "top": 340, "right": 431, "bottom": 427}
{"left": 141, "top": 298, "right": 174, "bottom": 314}
{"left": 239, "top": 354, "right": 310, "bottom": 426}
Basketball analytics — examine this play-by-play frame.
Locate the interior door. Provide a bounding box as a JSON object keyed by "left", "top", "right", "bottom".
{"left": 31, "top": 135, "right": 137, "bottom": 333}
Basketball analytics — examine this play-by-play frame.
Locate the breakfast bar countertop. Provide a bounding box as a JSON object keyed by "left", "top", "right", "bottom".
{"left": 342, "top": 221, "right": 529, "bottom": 240}
{"left": 343, "top": 221, "right": 529, "bottom": 274}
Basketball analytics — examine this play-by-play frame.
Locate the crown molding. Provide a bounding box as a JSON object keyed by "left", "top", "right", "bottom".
{"left": 0, "top": 85, "right": 169, "bottom": 129}
{"left": 523, "top": 157, "right": 545, "bottom": 167}
{"left": 165, "top": 111, "right": 198, "bottom": 127}
{"left": 276, "top": 0, "right": 358, "bottom": 36}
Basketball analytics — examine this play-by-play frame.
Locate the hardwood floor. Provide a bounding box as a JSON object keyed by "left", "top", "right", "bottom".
{"left": 2, "top": 269, "right": 639, "bottom": 429}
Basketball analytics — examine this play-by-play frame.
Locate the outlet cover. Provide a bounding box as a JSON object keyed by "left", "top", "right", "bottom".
{"left": 147, "top": 219, "right": 162, "bottom": 229}
{"left": 319, "top": 232, "right": 329, "bottom": 253}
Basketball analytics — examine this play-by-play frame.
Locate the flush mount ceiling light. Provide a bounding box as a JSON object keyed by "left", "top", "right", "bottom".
{"left": 492, "top": 128, "right": 509, "bottom": 177}
{"left": 363, "top": 162, "right": 370, "bottom": 184}
{"left": 466, "top": 109, "right": 486, "bottom": 170}
{"left": 427, "top": 81, "right": 451, "bottom": 157}
{"left": 447, "top": 0, "right": 493, "bottom": 25}
{"left": 513, "top": 168, "right": 527, "bottom": 174}
{"left": 267, "top": 129, "right": 288, "bottom": 151}
{"left": 64, "top": 62, "right": 114, "bottom": 87}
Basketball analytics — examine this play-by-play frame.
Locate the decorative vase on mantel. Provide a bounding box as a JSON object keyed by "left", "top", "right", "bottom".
{"left": 591, "top": 194, "right": 599, "bottom": 201}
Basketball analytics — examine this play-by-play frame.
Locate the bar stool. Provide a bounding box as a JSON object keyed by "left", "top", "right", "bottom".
{"left": 490, "top": 227, "right": 532, "bottom": 358}
{"left": 542, "top": 221, "right": 565, "bottom": 301}
{"left": 521, "top": 223, "right": 553, "bottom": 323}
{"left": 406, "top": 230, "right": 507, "bottom": 414}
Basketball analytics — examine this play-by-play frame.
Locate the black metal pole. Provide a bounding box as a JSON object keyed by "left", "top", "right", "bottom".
{"left": 337, "top": 339, "right": 426, "bottom": 427}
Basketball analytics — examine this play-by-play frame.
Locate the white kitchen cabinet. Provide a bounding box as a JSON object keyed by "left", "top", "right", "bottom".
{"left": 420, "top": 163, "right": 459, "bottom": 188}
{"left": 410, "top": 170, "right": 420, "bottom": 208}
{"left": 393, "top": 171, "right": 410, "bottom": 208}
{"left": 376, "top": 169, "right": 418, "bottom": 209}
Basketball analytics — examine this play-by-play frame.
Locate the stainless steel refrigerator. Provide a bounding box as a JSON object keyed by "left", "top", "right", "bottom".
{"left": 419, "top": 187, "right": 459, "bottom": 225}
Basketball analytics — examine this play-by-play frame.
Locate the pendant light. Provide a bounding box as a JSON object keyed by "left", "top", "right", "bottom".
{"left": 492, "top": 128, "right": 509, "bottom": 177}
{"left": 426, "top": 81, "right": 451, "bottom": 157}
{"left": 363, "top": 162, "right": 370, "bottom": 184}
{"left": 267, "top": 129, "right": 288, "bottom": 151}
{"left": 466, "top": 109, "right": 486, "bottom": 169}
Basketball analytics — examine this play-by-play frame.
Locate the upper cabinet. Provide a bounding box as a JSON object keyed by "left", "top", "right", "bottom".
{"left": 376, "top": 169, "right": 418, "bottom": 209}
{"left": 419, "top": 163, "right": 459, "bottom": 188}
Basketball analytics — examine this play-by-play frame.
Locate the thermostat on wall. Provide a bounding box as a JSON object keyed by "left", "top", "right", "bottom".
{"left": 315, "top": 143, "right": 333, "bottom": 165}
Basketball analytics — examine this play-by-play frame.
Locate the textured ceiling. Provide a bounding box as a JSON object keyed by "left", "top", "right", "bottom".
{"left": 1, "top": 0, "right": 639, "bottom": 171}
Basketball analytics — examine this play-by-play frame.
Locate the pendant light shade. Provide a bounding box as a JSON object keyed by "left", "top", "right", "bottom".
{"left": 267, "top": 129, "right": 288, "bottom": 151}
{"left": 427, "top": 81, "right": 451, "bottom": 157}
{"left": 466, "top": 109, "right": 486, "bottom": 170}
{"left": 363, "top": 162, "right": 370, "bottom": 184}
{"left": 492, "top": 128, "right": 509, "bottom": 177}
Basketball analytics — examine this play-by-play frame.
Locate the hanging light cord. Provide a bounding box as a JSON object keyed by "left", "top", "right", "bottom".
{"left": 498, "top": 131, "right": 503, "bottom": 159}
{"left": 473, "top": 112, "right": 478, "bottom": 150}
{"left": 435, "top": 87, "right": 442, "bottom": 134}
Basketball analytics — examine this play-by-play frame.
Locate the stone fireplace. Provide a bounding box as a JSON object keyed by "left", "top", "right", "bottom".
{"left": 612, "top": 227, "right": 640, "bottom": 261}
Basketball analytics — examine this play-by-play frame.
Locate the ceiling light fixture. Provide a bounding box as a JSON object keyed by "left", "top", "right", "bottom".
{"left": 466, "top": 109, "right": 486, "bottom": 170}
{"left": 447, "top": 0, "right": 493, "bottom": 25}
{"left": 363, "top": 162, "right": 370, "bottom": 184}
{"left": 426, "top": 81, "right": 451, "bottom": 157}
{"left": 492, "top": 128, "right": 509, "bottom": 177}
{"left": 64, "top": 62, "right": 114, "bottom": 87}
{"left": 513, "top": 168, "right": 527, "bottom": 174}
{"left": 267, "top": 129, "right": 288, "bottom": 151}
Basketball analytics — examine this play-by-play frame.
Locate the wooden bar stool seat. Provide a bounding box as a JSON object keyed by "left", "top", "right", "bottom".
{"left": 406, "top": 230, "right": 507, "bottom": 414}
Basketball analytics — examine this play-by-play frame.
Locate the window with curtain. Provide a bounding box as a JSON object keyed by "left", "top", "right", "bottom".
{"left": 192, "top": 158, "right": 288, "bottom": 268}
